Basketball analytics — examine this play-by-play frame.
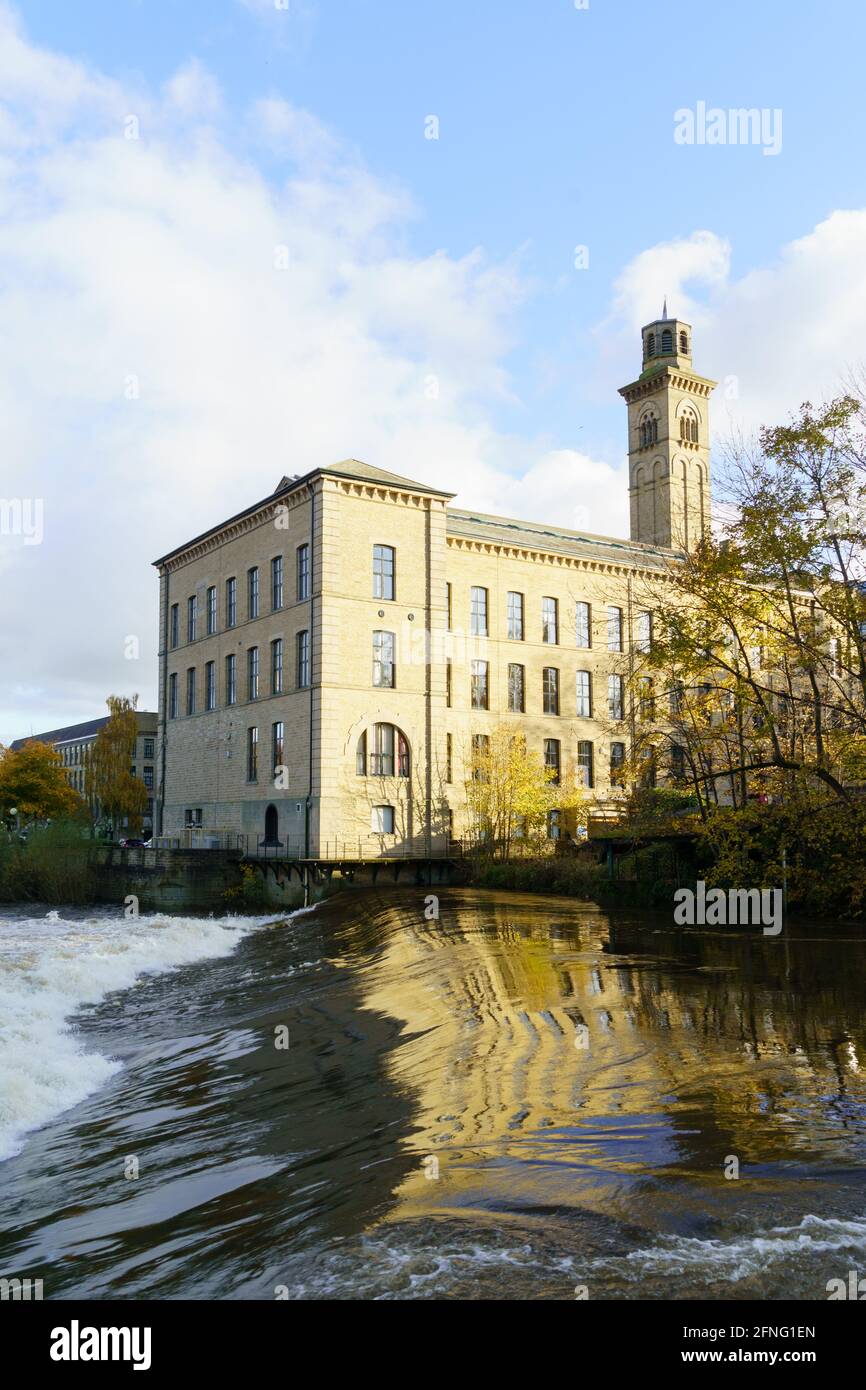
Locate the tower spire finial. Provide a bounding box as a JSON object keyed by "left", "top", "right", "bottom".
{"left": 662, "top": 295, "right": 668, "bottom": 319}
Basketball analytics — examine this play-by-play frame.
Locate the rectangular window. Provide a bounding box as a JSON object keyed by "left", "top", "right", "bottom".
{"left": 640, "top": 746, "right": 657, "bottom": 789}
{"left": 272, "top": 556, "right": 283, "bottom": 611}
{"left": 372, "top": 804, "right": 395, "bottom": 834}
{"left": 169, "top": 672, "right": 178, "bottom": 719}
{"left": 547, "top": 809, "right": 561, "bottom": 840}
{"left": 610, "top": 741, "right": 626, "bottom": 786}
{"left": 187, "top": 595, "right": 197, "bottom": 643}
{"left": 471, "top": 659, "right": 489, "bottom": 709}
{"left": 507, "top": 663, "right": 525, "bottom": 713}
{"left": 637, "top": 609, "right": 652, "bottom": 653}
{"left": 248, "top": 567, "right": 259, "bottom": 620}
{"left": 446, "top": 582, "right": 452, "bottom": 631}
{"left": 247, "top": 726, "right": 258, "bottom": 782}
{"left": 297, "top": 544, "right": 310, "bottom": 601}
{"left": 640, "top": 675, "right": 655, "bottom": 721}
{"left": 445, "top": 732, "right": 452, "bottom": 784}
{"left": 143, "top": 767, "right": 154, "bottom": 790}
{"left": 446, "top": 658, "right": 452, "bottom": 708}
{"left": 507, "top": 591, "right": 524, "bottom": 641}
{"left": 576, "top": 601, "right": 591, "bottom": 649}
{"left": 608, "top": 673, "right": 624, "bottom": 721}
{"left": 370, "top": 723, "right": 395, "bottom": 776}
{"left": 577, "top": 739, "right": 594, "bottom": 789}
{"left": 205, "top": 660, "right": 216, "bottom": 711}
{"left": 144, "top": 739, "right": 155, "bottom": 759}
{"left": 542, "top": 596, "right": 558, "bottom": 644}
{"left": 472, "top": 733, "right": 490, "bottom": 781}
{"left": 170, "top": 604, "right": 179, "bottom": 649}
{"left": 543, "top": 666, "right": 559, "bottom": 715}
{"left": 671, "top": 743, "right": 686, "bottom": 782}
{"left": 273, "top": 721, "right": 284, "bottom": 776}
{"left": 470, "top": 586, "right": 488, "bottom": 637}
{"left": 186, "top": 667, "right": 196, "bottom": 716}
{"left": 297, "top": 630, "right": 310, "bottom": 688}
{"left": 226, "top": 577, "right": 237, "bottom": 628}
{"left": 576, "top": 670, "right": 592, "bottom": 718}
{"left": 670, "top": 682, "right": 684, "bottom": 716}
{"left": 207, "top": 586, "right": 217, "bottom": 635}
{"left": 373, "top": 544, "right": 395, "bottom": 601}
{"left": 373, "top": 630, "right": 396, "bottom": 688}
{"left": 226, "top": 653, "right": 236, "bottom": 706}
{"left": 271, "top": 638, "right": 283, "bottom": 695}
{"left": 248, "top": 646, "right": 259, "bottom": 701}
{"left": 544, "top": 738, "right": 561, "bottom": 784}
{"left": 608, "top": 605, "right": 623, "bottom": 652}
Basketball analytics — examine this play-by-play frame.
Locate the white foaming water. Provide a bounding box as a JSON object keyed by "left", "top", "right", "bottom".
{"left": 0, "top": 907, "right": 287, "bottom": 1162}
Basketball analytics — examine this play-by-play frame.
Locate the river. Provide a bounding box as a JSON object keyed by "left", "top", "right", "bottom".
{"left": 1, "top": 888, "right": 865, "bottom": 1300}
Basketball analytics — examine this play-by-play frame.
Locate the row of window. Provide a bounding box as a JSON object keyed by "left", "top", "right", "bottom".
{"left": 170, "top": 548, "right": 311, "bottom": 649}
{"left": 645, "top": 328, "right": 689, "bottom": 358}
{"left": 463, "top": 663, "right": 628, "bottom": 719}
{"left": 168, "top": 633, "right": 310, "bottom": 717}
{"left": 457, "top": 592, "right": 651, "bottom": 651}
{"left": 244, "top": 722, "right": 285, "bottom": 782}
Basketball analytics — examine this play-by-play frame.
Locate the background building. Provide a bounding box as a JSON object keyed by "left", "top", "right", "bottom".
{"left": 154, "top": 312, "right": 715, "bottom": 856}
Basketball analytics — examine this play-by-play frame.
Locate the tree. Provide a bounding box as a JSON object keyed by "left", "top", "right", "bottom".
{"left": 85, "top": 695, "right": 148, "bottom": 836}
{"left": 464, "top": 727, "right": 588, "bottom": 860}
{"left": 0, "top": 740, "right": 85, "bottom": 823}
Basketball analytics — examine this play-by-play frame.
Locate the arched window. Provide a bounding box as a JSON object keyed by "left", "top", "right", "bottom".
{"left": 639, "top": 422, "right": 647, "bottom": 448}
{"left": 651, "top": 417, "right": 658, "bottom": 443}
{"left": 646, "top": 332, "right": 656, "bottom": 358}
{"left": 679, "top": 330, "right": 689, "bottom": 354}
{"left": 356, "top": 724, "right": 410, "bottom": 777}
{"left": 661, "top": 329, "right": 673, "bottom": 354}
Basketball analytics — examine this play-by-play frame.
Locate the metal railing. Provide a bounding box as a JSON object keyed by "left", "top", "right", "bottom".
{"left": 239, "top": 835, "right": 458, "bottom": 862}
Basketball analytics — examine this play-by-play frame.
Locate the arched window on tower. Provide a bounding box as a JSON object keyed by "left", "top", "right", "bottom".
{"left": 661, "top": 329, "right": 673, "bottom": 354}
{"left": 646, "top": 332, "right": 656, "bottom": 358}
{"left": 679, "top": 330, "right": 689, "bottom": 354}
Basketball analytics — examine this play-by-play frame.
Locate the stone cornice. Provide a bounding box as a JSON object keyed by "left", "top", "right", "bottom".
{"left": 158, "top": 481, "right": 316, "bottom": 574}
{"left": 446, "top": 532, "right": 679, "bottom": 582}
{"left": 619, "top": 367, "right": 717, "bottom": 405}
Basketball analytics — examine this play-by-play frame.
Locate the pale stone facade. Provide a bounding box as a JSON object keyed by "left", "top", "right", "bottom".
{"left": 154, "top": 314, "right": 715, "bottom": 856}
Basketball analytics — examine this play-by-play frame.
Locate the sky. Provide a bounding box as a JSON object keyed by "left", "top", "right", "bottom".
{"left": 2, "top": 0, "right": 866, "bottom": 741}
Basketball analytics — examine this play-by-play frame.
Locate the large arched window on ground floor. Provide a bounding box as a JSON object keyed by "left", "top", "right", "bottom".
{"left": 356, "top": 724, "right": 410, "bottom": 778}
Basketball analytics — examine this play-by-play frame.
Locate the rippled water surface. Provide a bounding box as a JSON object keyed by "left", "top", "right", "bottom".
{"left": 2, "top": 889, "right": 866, "bottom": 1300}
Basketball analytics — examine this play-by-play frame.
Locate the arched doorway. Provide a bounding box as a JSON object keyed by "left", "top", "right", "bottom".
{"left": 264, "top": 803, "right": 281, "bottom": 847}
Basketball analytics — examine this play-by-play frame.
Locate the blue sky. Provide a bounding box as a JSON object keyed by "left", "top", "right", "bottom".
{"left": 3, "top": 0, "right": 866, "bottom": 737}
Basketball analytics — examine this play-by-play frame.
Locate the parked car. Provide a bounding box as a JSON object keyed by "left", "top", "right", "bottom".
{"left": 119, "top": 837, "right": 146, "bottom": 848}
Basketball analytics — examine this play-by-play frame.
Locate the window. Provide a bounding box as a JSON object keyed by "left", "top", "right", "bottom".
{"left": 373, "top": 630, "right": 396, "bottom": 688}
{"left": 446, "top": 658, "right": 452, "bottom": 708}
{"left": 610, "top": 741, "right": 626, "bottom": 786}
{"left": 187, "top": 595, "right": 197, "bottom": 643}
{"left": 143, "top": 767, "right": 154, "bottom": 790}
{"left": 639, "top": 676, "right": 655, "bottom": 721}
{"left": 608, "top": 605, "right": 623, "bottom": 652}
{"left": 248, "top": 646, "right": 259, "bottom": 701}
{"left": 608, "top": 673, "right": 624, "bottom": 721}
{"left": 471, "top": 659, "right": 489, "bottom": 709}
{"left": 247, "top": 726, "right": 258, "bottom": 781}
{"left": 271, "top": 638, "right": 283, "bottom": 695}
{"left": 184, "top": 808, "right": 203, "bottom": 828}
{"left": 365, "top": 723, "right": 410, "bottom": 778}
{"left": 470, "top": 586, "right": 488, "bottom": 637}
{"left": 170, "top": 604, "right": 179, "bottom": 649}
{"left": 144, "top": 739, "right": 154, "bottom": 759}
{"left": 636, "top": 609, "right": 652, "bottom": 653}
{"left": 297, "top": 544, "right": 310, "bottom": 601}
{"left": 226, "top": 577, "right": 237, "bottom": 628}
{"left": 226, "top": 653, "right": 237, "bottom": 706}
{"left": 296, "top": 630, "right": 310, "bottom": 688}
{"left": 248, "top": 567, "right": 259, "bottom": 620}
{"left": 272, "top": 556, "right": 283, "bottom": 611}
{"left": 507, "top": 591, "right": 524, "bottom": 640}
{"left": 670, "top": 681, "right": 684, "bottom": 716}
{"left": 680, "top": 330, "right": 689, "bottom": 355}
{"left": 446, "top": 582, "right": 452, "bottom": 631}
{"left": 575, "top": 601, "right": 591, "bottom": 649}
{"left": 445, "top": 732, "right": 452, "bottom": 783}
{"left": 577, "top": 740, "right": 594, "bottom": 789}
{"left": 356, "top": 731, "right": 367, "bottom": 776}
{"left": 272, "top": 721, "right": 284, "bottom": 775}
{"left": 640, "top": 746, "right": 657, "bottom": 789}
{"left": 207, "top": 586, "right": 217, "bottom": 635}
{"left": 169, "top": 673, "right": 178, "bottom": 719}
{"left": 576, "top": 670, "right": 592, "bottom": 718}
{"left": 544, "top": 738, "right": 561, "bottom": 784}
{"left": 471, "top": 733, "right": 490, "bottom": 781}
{"left": 639, "top": 416, "right": 658, "bottom": 448}
{"left": 508, "top": 663, "right": 525, "bottom": 713}
{"left": 661, "top": 328, "right": 673, "bottom": 354}
{"left": 373, "top": 544, "right": 395, "bottom": 601}
{"left": 186, "top": 667, "right": 196, "bottom": 716}
{"left": 646, "top": 332, "right": 656, "bottom": 358}
{"left": 205, "top": 660, "right": 216, "bottom": 711}
{"left": 547, "top": 809, "right": 561, "bottom": 840}
{"left": 372, "top": 805, "right": 395, "bottom": 834}
{"left": 671, "top": 743, "right": 686, "bottom": 782}
{"left": 543, "top": 666, "right": 559, "bottom": 715}
{"left": 542, "top": 596, "right": 558, "bottom": 644}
